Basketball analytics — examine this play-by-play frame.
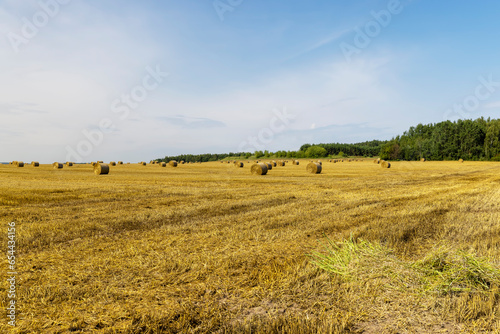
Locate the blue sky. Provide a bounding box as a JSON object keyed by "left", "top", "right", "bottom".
{"left": 1, "top": 0, "right": 500, "bottom": 162}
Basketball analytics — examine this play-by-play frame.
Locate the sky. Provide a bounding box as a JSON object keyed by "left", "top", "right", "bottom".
{"left": 1, "top": 0, "right": 500, "bottom": 163}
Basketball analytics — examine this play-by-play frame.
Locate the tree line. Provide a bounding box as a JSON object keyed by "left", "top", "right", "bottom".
{"left": 380, "top": 118, "right": 500, "bottom": 161}
{"left": 159, "top": 140, "right": 386, "bottom": 162}
{"left": 158, "top": 118, "right": 500, "bottom": 162}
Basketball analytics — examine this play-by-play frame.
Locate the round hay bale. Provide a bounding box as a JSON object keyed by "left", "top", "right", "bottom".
{"left": 277, "top": 161, "right": 285, "bottom": 166}
{"left": 306, "top": 162, "right": 322, "bottom": 174}
{"left": 169, "top": 161, "right": 178, "bottom": 167}
{"left": 266, "top": 163, "right": 273, "bottom": 170}
{"left": 141, "top": 162, "right": 146, "bottom": 166}
{"left": 109, "top": 161, "right": 116, "bottom": 166}
{"left": 420, "top": 158, "right": 426, "bottom": 162}
{"left": 91, "top": 162, "right": 96, "bottom": 166}
{"left": 53, "top": 162, "right": 63, "bottom": 169}
{"left": 317, "top": 160, "right": 322, "bottom": 165}
{"left": 97, "top": 161, "right": 103, "bottom": 163}
{"left": 459, "top": 159, "right": 464, "bottom": 163}
{"left": 160, "top": 162, "right": 167, "bottom": 167}
{"left": 17, "top": 161, "right": 24, "bottom": 167}
{"left": 234, "top": 162, "right": 244, "bottom": 168}
{"left": 118, "top": 161, "right": 123, "bottom": 165}
{"left": 94, "top": 163, "right": 109, "bottom": 175}
{"left": 31, "top": 161, "right": 39, "bottom": 167}
{"left": 293, "top": 160, "right": 299, "bottom": 165}
{"left": 251, "top": 163, "right": 268, "bottom": 175}
{"left": 180, "top": 161, "right": 185, "bottom": 164}
{"left": 66, "top": 162, "right": 73, "bottom": 166}
{"left": 381, "top": 161, "right": 391, "bottom": 168}
{"left": 272, "top": 161, "right": 277, "bottom": 167}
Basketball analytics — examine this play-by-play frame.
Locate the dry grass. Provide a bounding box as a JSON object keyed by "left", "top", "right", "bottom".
{"left": 1, "top": 160, "right": 500, "bottom": 333}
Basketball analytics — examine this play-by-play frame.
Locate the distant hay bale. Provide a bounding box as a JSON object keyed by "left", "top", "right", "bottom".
{"left": 94, "top": 163, "right": 109, "bottom": 175}
{"left": 66, "top": 162, "right": 73, "bottom": 166}
{"left": 251, "top": 163, "right": 268, "bottom": 175}
{"left": 141, "top": 162, "right": 146, "bottom": 166}
{"left": 234, "top": 161, "right": 244, "bottom": 168}
{"left": 381, "top": 161, "right": 391, "bottom": 168}
{"left": 421, "top": 158, "right": 426, "bottom": 162}
{"left": 16, "top": 161, "right": 24, "bottom": 167}
{"left": 160, "top": 162, "right": 167, "bottom": 167}
{"left": 293, "top": 160, "right": 299, "bottom": 165}
{"left": 31, "top": 161, "right": 39, "bottom": 167}
{"left": 91, "top": 162, "right": 96, "bottom": 166}
{"left": 118, "top": 161, "right": 123, "bottom": 165}
{"left": 272, "top": 161, "right": 277, "bottom": 167}
{"left": 306, "top": 162, "right": 322, "bottom": 174}
{"left": 180, "top": 161, "right": 185, "bottom": 164}
{"left": 169, "top": 161, "right": 178, "bottom": 167}
{"left": 459, "top": 159, "right": 464, "bottom": 163}
{"left": 317, "top": 160, "right": 322, "bottom": 165}
{"left": 109, "top": 161, "right": 116, "bottom": 166}
{"left": 277, "top": 161, "right": 285, "bottom": 166}
{"left": 97, "top": 161, "right": 103, "bottom": 163}
{"left": 266, "top": 163, "right": 273, "bottom": 170}
{"left": 53, "top": 162, "right": 63, "bottom": 169}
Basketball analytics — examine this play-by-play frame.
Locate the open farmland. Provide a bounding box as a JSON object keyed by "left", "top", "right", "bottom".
{"left": 1, "top": 160, "right": 500, "bottom": 333}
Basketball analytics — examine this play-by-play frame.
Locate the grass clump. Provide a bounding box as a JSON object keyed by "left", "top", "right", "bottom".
{"left": 413, "top": 247, "right": 500, "bottom": 295}
{"left": 309, "top": 235, "right": 392, "bottom": 281}
{"left": 311, "top": 236, "right": 500, "bottom": 329}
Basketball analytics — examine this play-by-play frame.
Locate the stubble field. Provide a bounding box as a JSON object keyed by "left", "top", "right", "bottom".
{"left": 1, "top": 160, "right": 500, "bottom": 333}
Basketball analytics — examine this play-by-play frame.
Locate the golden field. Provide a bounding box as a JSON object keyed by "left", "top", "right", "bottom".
{"left": 1, "top": 160, "right": 500, "bottom": 333}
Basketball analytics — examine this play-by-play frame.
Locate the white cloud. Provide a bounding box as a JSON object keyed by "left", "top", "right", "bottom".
{"left": 484, "top": 101, "right": 500, "bottom": 109}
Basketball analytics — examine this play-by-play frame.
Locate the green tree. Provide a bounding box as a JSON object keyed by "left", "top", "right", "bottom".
{"left": 300, "top": 144, "right": 312, "bottom": 152}
{"left": 305, "top": 146, "right": 327, "bottom": 158}
{"left": 255, "top": 151, "right": 264, "bottom": 158}
{"left": 485, "top": 119, "right": 500, "bottom": 159}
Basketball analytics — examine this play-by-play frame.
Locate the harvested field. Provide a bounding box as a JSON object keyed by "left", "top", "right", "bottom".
{"left": 1, "top": 160, "right": 500, "bottom": 333}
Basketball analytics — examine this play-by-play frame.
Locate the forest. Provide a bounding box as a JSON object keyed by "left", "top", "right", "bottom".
{"left": 159, "top": 118, "right": 500, "bottom": 162}
{"left": 379, "top": 118, "right": 500, "bottom": 161}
